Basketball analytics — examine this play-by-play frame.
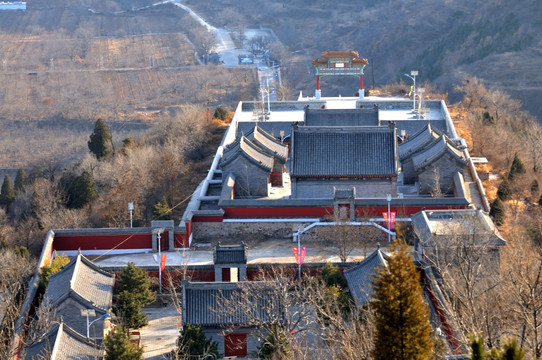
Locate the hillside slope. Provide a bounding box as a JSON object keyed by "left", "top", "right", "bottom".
{"left": 186, "top": 0, "right": 542, "bottom": 119}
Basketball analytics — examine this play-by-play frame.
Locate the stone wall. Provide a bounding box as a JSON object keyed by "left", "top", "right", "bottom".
{"left": 193, "top": 221, "right": 315, "bottom": 241}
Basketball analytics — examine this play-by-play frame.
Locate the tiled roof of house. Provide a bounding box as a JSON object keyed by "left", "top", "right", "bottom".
{"left": 291, "top": 127, "right": 397, "bottom": 177}
{"left": 25, "top": 323, "right": 104, "bottom": 360}
{"left": 43, "top": 253, "right": 114, "bottom": 312}
{"left": 398, "top": 124, "right": 441, "bottom": 160}
{"left": 344, "top": 249, "right": 389, "bottom": 307}
{"left": 412, "top": 135, "right": 466, "bottom": 171}
{"left": 214, "top": 242, "right": 247, "bottom": 264}
{"left": 304, "top": 109, "right": 379, "bottom": 127}
{"left": 236, "top": 122, "right": 294, "bottom": 140}
{"left": 221, "top": 136, "right": 275, "bottom": 171}
{"left": 245, "top": 125, "right": 288, "bottom": 161}
{"left": 182, "top": 280, "right": 282, "bottom": 327}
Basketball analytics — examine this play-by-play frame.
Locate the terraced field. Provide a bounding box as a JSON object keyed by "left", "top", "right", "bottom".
{"left": 0, "top": 0, "right": 258, "bottom": 168}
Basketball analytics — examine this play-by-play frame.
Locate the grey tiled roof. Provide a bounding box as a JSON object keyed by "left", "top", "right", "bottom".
{"left": 221, "top": 136, "right": 274, "bottom": 171}
{"left": 382, "top": 119, "right": 448, "bottom": 137}
{"left": 43, "top": 254, "right": 114, "bottom": 312}
{"left": 25, "top": 323, "right": 104, "bottom": 360}
{"left": 304, "top": 108, "right": 379, "bottom": 127}
{"left": 183, "top": 281, "right": 281, "bottom": 327}
{"left": 412, "top": 135, "right": 466, "bottom": 171}
{"left": 214, "top": 243, "right": 247, "bottom": 264}
{"left": 398, "top": 124, "right": 440, "bottom": 160}
{"left": 344, "top": 249, "right": 389, "bottom": 307}
{"left": 236, "top": 121, "right": 295, "bottom": 139}
{"left": 245, "top": 125, "right": 288, "bottom": 161}
{"left": 291, "top": 127, "right": 397, "bottom": 177}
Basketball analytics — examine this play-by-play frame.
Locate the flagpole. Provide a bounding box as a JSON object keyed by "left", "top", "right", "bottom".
{"left": 298, "top": 228, "right": 301, "bottom": 279}
{"left": 386, "top": 194, "right": 391, "bottom": 242}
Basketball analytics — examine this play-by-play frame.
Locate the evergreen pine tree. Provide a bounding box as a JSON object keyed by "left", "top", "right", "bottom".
{"left": 66, "top": 170, "right": 97, "bottom": 209}
{"left": 104, "top": 327, "right": 143, "bottom": 360}
{"left": 469, "top": 334, "right": 485, "bottom": 360}
{"left": 117, "top": 262, "right": 155, "bottom": 307}
{"left": 371, "top": 240, "right": 433, "bottom": 360}
{"left": 170, "top": 324, "right": 219, "bottom": 359}
{"left": 113, "top": 290, "right": 149, "bottom": 329}
{"left": 14, "top": 167, "right": 27, "bottom": 193}
{"left": 0, "top": 175, "right": 15, "bottom": 210}
{"left": 152, "top": 198, "right": 172, "bottom": 220}
{"left": 490, "top": 198, "right": 506, "bottom": 226}
{"left": 508, "top": 153, "right": 526, "bottom": 180}
{"left": 497, "top": 178, "right": 512, "bottom": 201}
{"left": 500, "top": 338, "right": 524, "bottom": 360}
{"left": 213, "top": 106, "right": 227, "bottom": 120}
{"left": 88, "top": 118, "right": 113, "bottom": 160}
{"left": 318, "top": 262, "right": 347, "bottom": 289}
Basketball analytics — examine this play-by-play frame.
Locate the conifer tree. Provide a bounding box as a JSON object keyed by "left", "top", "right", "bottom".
{"left": 104, "top": 327, "right": 143, "bottom": 360}
{"left": 170, "top": 324, "right": 219, "bottom": 359}
{"left": 497, "top": 178, "right": 512, "bottom": 201}
{"left": 88, "top": 118, "right": 113, "bottom": 160}
{"left": 152, "top": 198, "right": 172, "bottom": 220}
{"left": 14, "top": 167, "right": 27, "bottom": 193}
{"left": 113, "top": 291, "right": 149, "bottom": 329}
{"left": 490, "top": 198, "right": 505, "bottom": 226}
{"left": 469, "top": 334, "right": 485, "bottom": 360}
{"left": 500, "top": 338, "right": 524, "bottom": 360}
{"left": 66, "top": 170, "right": 97, "bottom": 209}
{"left": 117, "top": 262, "right": 155, "bottom": 307}
{"left": 0, "top": 175, "right": 15, "bottom": 210}
{"left": 371, "top": 240, "right": 433, "bottom": 360}
{"left": 508, "top": 153, "right": 526, "bottom": 180}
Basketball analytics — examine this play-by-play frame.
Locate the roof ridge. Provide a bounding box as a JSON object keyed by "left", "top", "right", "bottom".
{"left": 50, "top": 322, "right": 63, "bottom": 360}
{"left": 69, "top": 253, "right": 82, "bottom": 291}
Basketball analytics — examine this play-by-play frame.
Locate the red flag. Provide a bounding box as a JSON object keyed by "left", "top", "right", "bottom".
{"left": 390, "top": 212, "right": 396, "bottom": 230}
{"left": 299, "top": 246, "right": 306, "bottom": 265}
{"left": 160, "top": 254, "right": 167, "bottom": 271}
{"left": 382, "top": 212, "right": 389, "bottom": 229}
{"left": 292, "top": 247, "right": 299, "bottom": 264}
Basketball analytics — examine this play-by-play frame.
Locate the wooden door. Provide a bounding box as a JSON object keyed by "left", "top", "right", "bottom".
{"left": 224, "top": 333, "right": 247, "bottom": 357}
{"left": 222, "top": 267, "right": 231, "bottom": 282}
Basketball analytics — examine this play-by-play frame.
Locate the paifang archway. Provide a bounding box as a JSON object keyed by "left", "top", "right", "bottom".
{"left": 312, "top": 50, "right": 368, "bottom": 99}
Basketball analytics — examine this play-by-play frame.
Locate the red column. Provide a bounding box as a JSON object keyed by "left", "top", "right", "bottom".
{"left": 360, "top": 74, "right": 364, "bottom": 90}
{"left": 316, "top": 75, "right": 320, "bottom": 90}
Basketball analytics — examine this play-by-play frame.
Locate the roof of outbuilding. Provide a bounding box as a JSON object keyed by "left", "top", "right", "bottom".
{"left": 411, "top": 209, "right": 506, "bottom": 247}
{"left": 43, "top": 253, "right": 114, "bottom": 312}
{"left": 214, "top": 242, "right": 248, "bottom": 264}
{"left": 25, "top": 323, "right": 104, "bottom": 360}
{"left": 291, "top": 126, "right": 397, "bottom": 177}
{"left": 304, "top": 108, "right": 379, "bottom": 127}
{"left": 344, "top": 249, "right": 389, "bottom": 307}
{"left": 412, "top": 135, "right": 466, "bottom": 171}
{"left": 221, "top": 136, "right": 275, "bottom": 171}
{"left": 245, "top": 125, "right": 288, "bottom": 161}
{"left": 236, "top": 122, "right": 295, "bottom": 140}
{"left": 398, "top": 124, "right": 441, "bottom": 160}
{"left": 182, "top": 280, "right": 281, "bottom": 327}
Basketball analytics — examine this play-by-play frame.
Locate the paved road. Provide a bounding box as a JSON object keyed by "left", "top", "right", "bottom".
{"left": 141, "top": 306, "right": 181, "bottom": 359}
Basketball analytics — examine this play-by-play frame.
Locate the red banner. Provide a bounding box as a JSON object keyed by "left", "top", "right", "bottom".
{"left": 383, "top": 212, "right": 397, "bottom": 230}
{"left": 292, "top": 246, "right": 307, "bottom": 265}
{"left": 160, "top": 254, "right": 167, "bottom": 271}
